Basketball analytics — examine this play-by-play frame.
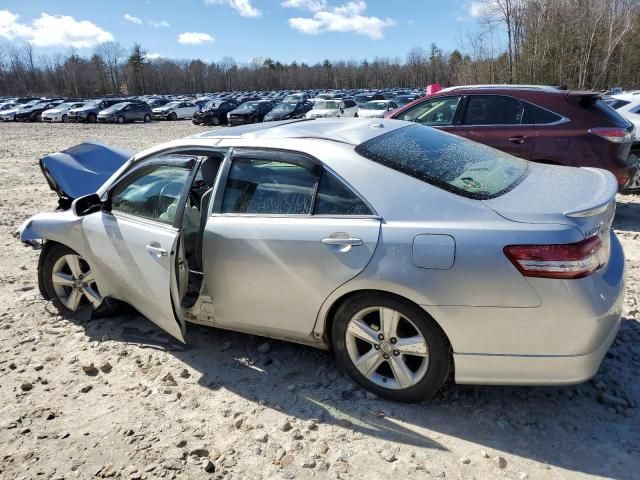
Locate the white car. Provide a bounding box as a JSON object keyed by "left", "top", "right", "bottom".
{"left": 357, "top": 100, "right": 398, "bottom": 119}
{"left": 609, "top": 92, "right": 640, "bottom": 130}
{"left": 305, "top": 98, "right": 359, "bottom": 119}
{"left": 152, "top": 101, "right": 198, "bottom": 120}
{"left": 0, "top": 104, "right": 27, "bottom": 121}
{"left": 41, "top": 102, "right": 86, "bottom": 123}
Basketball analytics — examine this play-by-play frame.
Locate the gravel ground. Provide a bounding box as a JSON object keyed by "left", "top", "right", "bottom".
{"left": 0, "top": 121, "right": 639, "bottom": 480}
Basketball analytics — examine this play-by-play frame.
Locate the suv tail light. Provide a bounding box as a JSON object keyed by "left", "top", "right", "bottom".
{"left": 589, "top": 127, "right": 633, "bottom": 143}
{"left": 504, "top": 236, "right": 605, "bottom": 279}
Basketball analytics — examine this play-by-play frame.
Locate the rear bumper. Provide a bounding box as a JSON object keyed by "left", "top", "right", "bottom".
{"left": 453, "top": 319, "right": 620, "bottom": 385}
{"left": 433, "top": 232, "right": 625, "bottom": 385}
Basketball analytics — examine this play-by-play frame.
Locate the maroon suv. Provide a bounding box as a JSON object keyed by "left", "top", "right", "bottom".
{"left": 386, "top": 86, "right": 638, "bottom": 191}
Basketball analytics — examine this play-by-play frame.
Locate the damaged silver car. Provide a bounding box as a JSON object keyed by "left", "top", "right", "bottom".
{"left": 20, "top": 118, "right": 625, "bottom": 402}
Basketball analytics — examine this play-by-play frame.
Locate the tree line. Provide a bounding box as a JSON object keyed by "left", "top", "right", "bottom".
{"left": 0, "top": 0, "right": 638, "bottom": 97}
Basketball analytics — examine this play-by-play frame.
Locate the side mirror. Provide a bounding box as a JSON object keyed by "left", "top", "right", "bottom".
{"left": 72, "top": 193, "right": 104, "bottom": 217}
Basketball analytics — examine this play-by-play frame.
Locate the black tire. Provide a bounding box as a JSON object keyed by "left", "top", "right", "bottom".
{"left": 170, "top": 112, "right": 178, "bottom": 121}
{"left": 117, "top": 115, "right": 125, "bottom": 124}
{"left": 143, "top": 114, "right": 151, "bottom": 123}
{"left": 62, "top": 114, "right": 68, "bottom": 123}
{"left": 192, "top": 119, "right": 201, "bottom": 125}
{"left": 87, "top": 113, "right": 97, "bottom": 123}
{"left": 354, "top": 112, "right": 359, "bottom": 118}
{"left": 39, "top": 243, "right": 112, "bottom": 318}
{"left": 211, "top": 116, "right": 221, "bottom": 126}
{"left": 331, "top": 293, "right": 451, "bottom": 402}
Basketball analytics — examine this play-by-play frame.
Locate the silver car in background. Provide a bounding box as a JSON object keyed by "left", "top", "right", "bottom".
{"left": 20, "top": 119, "right": 625, "bottom": 402}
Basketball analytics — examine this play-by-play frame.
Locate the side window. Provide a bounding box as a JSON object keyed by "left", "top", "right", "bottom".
{"left": 395, "top": 96, "right": 461, "bottom": 126}
{"left": 314, "top": 171, "right": 373, "bottom": 216}
{"left": 462, "top": 95, "right": 523, "bottom": 125}
{"left": 111, "top": 164, "right": 190, "bottom": 224}
{"left": 521, "top": 101, "right": 563, "bottom": 124}
{"left": 222, "top": 159, "right": 317, "bottom": 215}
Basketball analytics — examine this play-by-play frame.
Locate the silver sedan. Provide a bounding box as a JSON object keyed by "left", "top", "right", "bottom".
{"left": 20, "top": 118, "right": 625, "bottom": 402}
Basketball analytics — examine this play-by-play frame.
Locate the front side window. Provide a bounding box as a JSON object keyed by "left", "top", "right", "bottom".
{"left": 356, "top": 124, "right": 528, "bottom": 199}
{"left": 462, "top": 95, "right": 523, "bottom": 125}
{"left": 395, "top": 96, "right": 461, "bottom": 126}
{"left": 222, "top": 159, "right": 317, "bottom": 215}
{"left": 111, "top": 164, "right": 190, "bottom": 224}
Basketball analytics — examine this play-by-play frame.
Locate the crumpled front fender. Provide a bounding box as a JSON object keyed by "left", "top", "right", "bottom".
{"left": 19, "top": 210, "right": 85, "bottom": 247}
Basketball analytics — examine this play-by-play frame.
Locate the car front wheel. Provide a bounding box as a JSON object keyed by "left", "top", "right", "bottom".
{"left": 40, "top": 244, "right": 105, "bottom": 317}
{"left": 117, "top": 115, "right": 125, "bottom": 124}
{"left": 143, "top": 114, "right": 151, "bottom": 123}
{"left": 332, "top": 294, "right": 451, "bottom": 402}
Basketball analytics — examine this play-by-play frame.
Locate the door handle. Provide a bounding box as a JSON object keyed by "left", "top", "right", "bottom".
{"left": 145, "top": 243, "right": 168, "bottom": 257}
{"left": 509, "top": 135, "right": 526, "bottom": 144}
{"left": 321, "top": 235, "right": 363, "bottom": 247}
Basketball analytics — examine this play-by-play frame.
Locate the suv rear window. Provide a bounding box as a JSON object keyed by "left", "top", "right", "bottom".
{"left": 355, "top": 125, "right": 528, "bottom": 199}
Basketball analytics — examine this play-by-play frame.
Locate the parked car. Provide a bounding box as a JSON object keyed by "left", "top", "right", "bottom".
{"left": 0, "top": 103, "right": 31, "bottom": 121}
{"left": 264, "top": 101, "right": 313, "bottom": 121}
{"left": 20, "top": 118, "right": 624, "bottom": 402}
{"left": 192, "top": 100, "right": 238, "bottom": 126}
{"left": 607, "top": 92, "right": 640, "bottom": 130}
{"left": 42, "top": 102, "right": 86, "bottom": 123}
{"left": 354, "top": 92, "right": 385, "bottom": 106}
{"left": 68, "top": 99, "right": 125, "bottom": 123}
{"left": 227, "top": 100, "right": 275, "bottom": 126}
{"left": 152, "top": 101, "right": 198, "bottom": 120}
{"left": 394, "top": 94, "right": 419, "bottom": 107}
{"left": 357, "top": 100, "right": 398, "bottom": 118}
{"left": 97, "top": 102, "right": 152, "bottom": 124}
{"left": 305, "top": 99, "right": 358, "bottom": 118}
{"left": 386, "top": 85, "right": 639, "bottom": 192}
{"left": 14, "top": 100, "right": 64, "bottom": 122}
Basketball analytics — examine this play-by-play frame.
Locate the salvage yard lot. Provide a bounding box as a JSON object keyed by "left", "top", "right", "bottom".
{"left": 0, "top": 122, "right": 639, "bottom": 480}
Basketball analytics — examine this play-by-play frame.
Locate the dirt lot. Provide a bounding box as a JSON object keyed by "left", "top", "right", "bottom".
{"left": 0, "top": 121, "right": 639, "bottom": 480}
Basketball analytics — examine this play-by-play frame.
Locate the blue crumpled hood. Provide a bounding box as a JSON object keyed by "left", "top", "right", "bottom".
{"left": 40, "top": 142, "right": 133, "bottom": 201}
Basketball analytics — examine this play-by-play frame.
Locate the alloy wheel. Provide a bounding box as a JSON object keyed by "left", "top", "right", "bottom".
{"left": 51, "top": 254, "right": 102, "bottom": 311}
{"left": 345, "top": 306, "right": 429, "bottom": 390}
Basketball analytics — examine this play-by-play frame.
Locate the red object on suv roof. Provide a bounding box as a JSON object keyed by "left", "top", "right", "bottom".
{"left": 385, "top": 85, "right": 639, "bottom": 192}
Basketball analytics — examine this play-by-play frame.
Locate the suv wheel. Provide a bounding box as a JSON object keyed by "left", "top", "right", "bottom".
{"left": 332, "top": 294, "right": 451, "bottom": 402}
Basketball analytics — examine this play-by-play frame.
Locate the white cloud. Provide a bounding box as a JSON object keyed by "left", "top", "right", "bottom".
{"left": 281, "top": 0, "right": 327, "bottom": 11}
{"left": 124, "top": 13, "right": 143, "bottom": 24}
{"left": 288, "top": 1, "right": 394, "bottom": 39}
{"left": 205, "top": 0, "right": 262, "bottom": 18}
{"left": 177, "top": 32, "right": 215, "bottom": 44}
{"left": 0, "top": 10, "right": 32, "bottom": 40}
{"left": 147, "top": 52, "right": 162, "bottom": 59}
{"left": 148, "top": 19, "right": 170, "bottom": 28}
{"left": 0, "top": 10, "right": 114, "bottom": 48}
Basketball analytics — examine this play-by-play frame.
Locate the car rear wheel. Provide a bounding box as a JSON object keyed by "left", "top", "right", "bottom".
{"left": 40, "top": 244, "right": 106, "bottom": 317}
{"left": 143, "top": 114, "right": 151, "bottom": 123}
{"left": 117, "top": 115, "right": 125, "bottom": 124}
{"left": 332, "top": 294, "right": 451, "bottom": 402}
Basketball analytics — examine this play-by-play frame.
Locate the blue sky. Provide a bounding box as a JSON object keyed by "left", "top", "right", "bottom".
{"left": 0, "top": 1, "right": 486, "bottom": 64}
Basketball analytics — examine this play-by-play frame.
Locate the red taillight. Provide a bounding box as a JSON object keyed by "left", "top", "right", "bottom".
{"left": 589, "top": 127, "right": 632, "bottom": 143}
{"left": 504, "top": 236, "right": 605, "bottom": 279}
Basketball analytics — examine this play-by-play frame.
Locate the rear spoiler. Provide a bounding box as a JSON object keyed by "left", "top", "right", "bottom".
{"left": 566, "top": 91, "right": 601, "bottom": 106}
{"left": 40, "top": 142, "right": 132, "bottom": 209}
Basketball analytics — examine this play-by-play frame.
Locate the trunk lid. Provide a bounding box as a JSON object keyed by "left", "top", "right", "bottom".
{"left": 483, "top": 163, "right": 617, "bottom": 240}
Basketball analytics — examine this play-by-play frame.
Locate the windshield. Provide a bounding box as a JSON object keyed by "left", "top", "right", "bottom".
{"left": 314, "top": 101, "right": 340, "bottom": 110}
{"left": 271, "top": 102, "right": 297, "bottom": 113}
{"left": 82, "top": 101, "right": 99, "bottom": 108}
{"left": 56, "top": 102, "right": 81, "bottom": 110}
{"left": 283, "top": 95, "right": 302, "bottom": 102}
{"left": 361, "top": 101, "right": 388, "bottom": 110}
{"left": 164, "top": 101, "right": 180, "bottom": 108}
{"left": 235, "top": 102, "right": 260, "bottom": 111}
{"left": 355, "top": 95, "right": 373, "bottom": 103}
{"left": 106, "top": 102, "right": 128, "bottom": 111}
{"left": 355, "top": 124, "right": 528, "bottom": 199}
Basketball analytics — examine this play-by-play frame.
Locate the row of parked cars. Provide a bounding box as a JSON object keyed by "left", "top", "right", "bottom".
{"left": 0, "top": 89, "right": 420, "bottom": 125}
{"left": 2, "top": 85, "right": 639, "bottom": 192}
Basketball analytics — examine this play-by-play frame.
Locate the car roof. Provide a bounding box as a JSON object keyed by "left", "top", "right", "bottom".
{"left": 189, "top": 118, "right": 408, "bottom": 146}
{"left": 438, "top": 84, "right": 564, "bottom": 93}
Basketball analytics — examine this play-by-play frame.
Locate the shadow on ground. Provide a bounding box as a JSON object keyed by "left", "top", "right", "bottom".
{"left": 615, "top": 201, "right": 640, "bottom": 233}
{"left": 63, "top": 308, "right": 640, "bottom": 480}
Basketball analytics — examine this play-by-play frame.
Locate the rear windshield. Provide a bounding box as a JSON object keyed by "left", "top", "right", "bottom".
{"left": 583, "top": 99, "right": 630, "bottom": 127}
{"left": 355, "top": 125, "right": 529, "bottom": 199}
